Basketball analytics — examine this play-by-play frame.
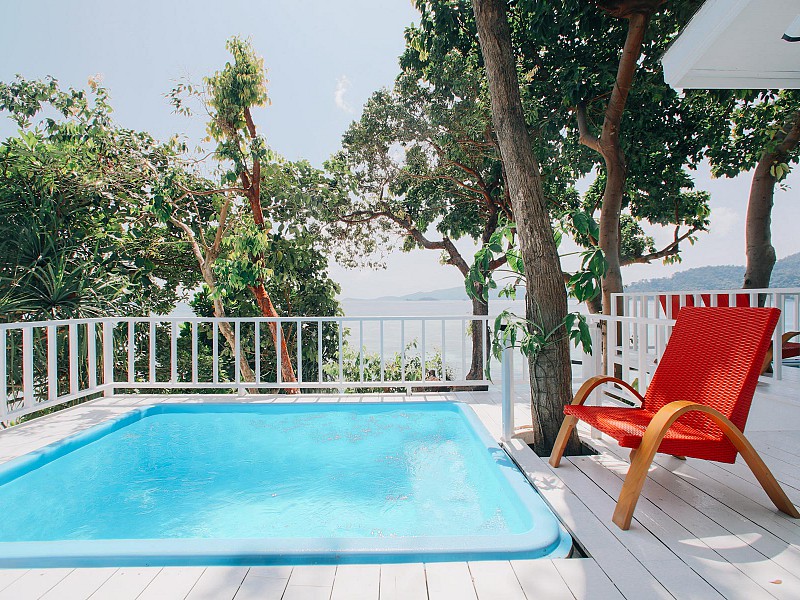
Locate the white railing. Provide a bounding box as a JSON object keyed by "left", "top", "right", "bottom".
{"left": 0, "top": 315, "right": 492, "bottom": 423}
{"left": 613, "top": 288, "right": 800, "bottom": 381}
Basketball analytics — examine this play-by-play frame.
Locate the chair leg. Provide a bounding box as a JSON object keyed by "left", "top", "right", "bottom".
{"left": 549, "top": 415, "right": 578, "bottom": 468}
{"left": 733, "top": 432, "right": 800, "bottom": 518}
{"left": 613, "top": 443, "right": 659, "bottom": 530}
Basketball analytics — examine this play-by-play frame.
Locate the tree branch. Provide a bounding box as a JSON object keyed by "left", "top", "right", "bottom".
{"left": 621, "top": 226, "right": 698, "bottom": 266}
{"left": 601, "top": 12, "right": 649, "bottom": 142}
{"left": 576, "top": 101, "right": 601, "bottom": 152}
{"left": 211, "top": 197, "right": 232, "bottom": 257}
{"left": 169, "top": 216, "right": 206, "bottom": 268}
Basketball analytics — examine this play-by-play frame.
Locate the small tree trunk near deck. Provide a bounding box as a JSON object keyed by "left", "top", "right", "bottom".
{"left": 472, "top": 0, "right": 579, "bottom": 456}
{"left": 466, "top": 293, "right": 490, "bottom": 390}
{"left": 743, "top": 110, "right": 800, "bottom": 292}
{"left": 250, "top": 284, "right": 300, "bottom": 394}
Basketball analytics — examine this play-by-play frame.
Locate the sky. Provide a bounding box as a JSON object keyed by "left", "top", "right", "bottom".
{"left": 2, "top": 0, "right": 799, "bottom": 299}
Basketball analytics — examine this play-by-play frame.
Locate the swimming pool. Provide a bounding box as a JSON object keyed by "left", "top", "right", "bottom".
{"left": 0, "top": 402, "right": 571, "bottom": 566}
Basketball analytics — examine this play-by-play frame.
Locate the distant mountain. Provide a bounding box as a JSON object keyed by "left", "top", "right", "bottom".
{"left": 625, "top": 252, "right": 800, "bottom": 292}
{"left": 348, "top": 285, "right": 519, "bottom": 302}
{"left": 346, "top": 253, "right": 800, "bottom": 301}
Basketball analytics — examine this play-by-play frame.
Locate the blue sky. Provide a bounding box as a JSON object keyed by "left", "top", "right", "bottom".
{"left": 2, "top": 0, "right": 799, "bottom": 299}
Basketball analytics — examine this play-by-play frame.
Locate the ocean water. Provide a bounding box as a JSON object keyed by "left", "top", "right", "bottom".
{"left": 339, "top": 299, "right": 586, "bottom": 378}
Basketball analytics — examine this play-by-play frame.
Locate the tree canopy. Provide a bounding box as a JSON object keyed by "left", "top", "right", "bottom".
{"left": 0, "top": 77, "right": 194, "bottom": 322}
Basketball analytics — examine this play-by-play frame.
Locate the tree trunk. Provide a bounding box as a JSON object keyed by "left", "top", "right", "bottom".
{"left": 241, "top": 107, "right": 299, "bottom": 392}
{"left": 743, "top": 160, "right": 777, "bottom": 291}
{"left": 466, "top": 293, "right": 490, "bottom": 390}
{"left": 472, "top": 0, "right": 579, "bottom": 456}
{"left": 211, "top": 297, "right": 257, "bottom": 386}
{"left": 198, "top": 264, "right": 257, "bottom": 385}
{"left": 575, "top": 11, "right": 651, "bottom": 314}
{"left": 250, "top": 283, "right": 300, "bottom": 394}
{"left": 599, "top": 157, "right": 627, "bottom": 314}
{"left": 743, "top": 110, "right": 800, "bottom": 291}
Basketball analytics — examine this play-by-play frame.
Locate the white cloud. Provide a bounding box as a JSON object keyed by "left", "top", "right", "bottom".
{"left": 709, "top": 205, "right": 739, "bottom": 237}
{"left": 334, "top": 75, "right": 354, "bottom": 113}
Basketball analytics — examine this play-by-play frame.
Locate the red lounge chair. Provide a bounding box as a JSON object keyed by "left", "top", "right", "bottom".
{"left": 549, "top": 307, "right": 800, "bottom": 530}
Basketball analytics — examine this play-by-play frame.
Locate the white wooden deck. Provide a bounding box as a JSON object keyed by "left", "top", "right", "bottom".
{"left": 0, "top": 382, "right": 798, "bottom": 600}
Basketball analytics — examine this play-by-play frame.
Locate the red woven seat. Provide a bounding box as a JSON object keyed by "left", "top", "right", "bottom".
{"left": 564, "top": 405, "right": 735, "bottom": 461}
{"left": 549, "top": 306, "right": 800, "bottom": 530}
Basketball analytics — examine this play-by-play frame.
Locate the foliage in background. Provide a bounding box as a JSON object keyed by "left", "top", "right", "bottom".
{"left": 0, "top": 77, "right": 194, "bottom": 322}
{"left": 325, "top": 342, "right": 451, "bottom": 393}
{"left": 163, "top": 38, "right": 353, "bottom": 388}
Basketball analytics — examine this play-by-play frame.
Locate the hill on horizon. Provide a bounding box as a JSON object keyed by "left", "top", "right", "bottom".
{"left": 624, "top": 252, "right": 800, "bottom": 292}
{"left": 346, "top": 285, "right": 519, "bottom": 302}
{"left": 346, "top": 253, "right": 800, "bottom": 301}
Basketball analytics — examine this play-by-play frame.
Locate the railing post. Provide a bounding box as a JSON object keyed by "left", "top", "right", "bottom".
{"left": 68, "top": 322, "right": 79, "bottom": 396}
{"left": 87, "top": 322, "right": 97, "bottom": 390}
{"left": 0, "top": 328, "right": 6, "bottom": 423}
{"left": 501, "top": 327, "right": 513, "bottom": 442}
{"left": 774, "top": 293, "right": 784, "bottom": 381}
{"left": 22, "top": 327, "right": 34, "bottom": 410}
{"left": 103, "top": 320, "right": 114, "bottom": 397}
{"left": 584, "top": 319, "right": 602, "bottom": 440}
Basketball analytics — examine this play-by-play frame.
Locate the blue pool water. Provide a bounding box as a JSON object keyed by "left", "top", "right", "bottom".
{"left": 0, "top": 402, "right": 571, "bottom": 566}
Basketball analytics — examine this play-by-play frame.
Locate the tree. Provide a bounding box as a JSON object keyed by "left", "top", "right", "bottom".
{"left": 573, "top": 1, "right": 694, "bottom": 311}
{"left": 0, "top": 77, "right": 192, "bottom": 322}
{"left": 472, "top": 0, "right": 579, "bottom": 455}
{"left": 165, "top": 38, "right": 350, "bottom": 391}
{"left": 406, "top": 0, "right": 711, "bottom": 314}
{"left": 694, "top": 90, "right": 800, "bottom": 289}
{"left": 331, "top": 62, "right": 511, "bottom": 382}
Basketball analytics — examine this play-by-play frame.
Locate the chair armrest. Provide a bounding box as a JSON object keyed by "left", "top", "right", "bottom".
{"left": 572, "top": 375, "right": 644, "bottom": 407}
{"left": 782, "top": 331, "right": 800, "bottom": 344}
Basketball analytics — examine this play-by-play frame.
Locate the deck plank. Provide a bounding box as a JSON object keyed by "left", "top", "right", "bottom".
{"left": 0, "top": 570, "right": 28, "bottom": 593}
{"left": 234, "top": 568, "right": 291, "bottom": 600}
{"left": 281, "top": 565, "right": 336, "bottom": 600}
{"left": 378, "top": 563, "right": 427, "bottom": 600}
{"left": 468, "top": 560, "right": 526, "bottom": 600}
{"left": 425, "top": 562, "right": 477, "bottom": 600}
{"left": 594, "top": 442, "right": 800, "bottom": 577}
{"left": 571, "top": 454, "right": 791, "bottom": 600}
{"left": 652, "top": 453, "right": 800, "bottom": 543}
{"left": 136, "top": 567, "right": 206, "bottom": 600}
{"left": 510, "top": 559, "right": 575, "bottom": 600}
{"left": 552, "top": 560, "right": 624, "bottom": 600}
{"left": 329, "top": 564, "right": 380, "bottom": 600}
{"left": 504, "top": 440, "right": 674, "bottom": 600}
{"left": 87, "top": 567, "right": 162, "bottom": 600}
{"left": 184, "top": 567, "right": 249, "bottom": 600}
{"left": 39, "top": 568, "right": 116, "bottom": 600}
{"left": 0, "top": 568, "right": 72, "bottom": 600}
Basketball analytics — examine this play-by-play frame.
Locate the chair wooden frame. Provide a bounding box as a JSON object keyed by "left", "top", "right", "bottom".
{"left": 549, "top": 375, "right": 800, "bottom": 531}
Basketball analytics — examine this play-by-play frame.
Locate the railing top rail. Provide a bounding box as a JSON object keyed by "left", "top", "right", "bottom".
{"left": 613, "top": 287, "right": 800, "bottom": 297}
{"left": 0, "top": 314, "right": 493, "bottom": 330}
